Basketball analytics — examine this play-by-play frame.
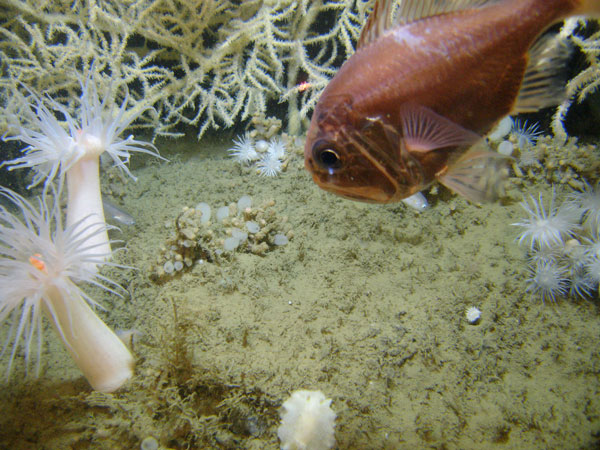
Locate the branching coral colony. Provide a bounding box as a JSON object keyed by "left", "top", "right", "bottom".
{"left": 552, "top": 18, "right": 600, "bottom": 141}
{"left": 0, "top": 68, "right": 164, "bottom": 391}
{"left": 0, "top": 0, "right": 371, "bottom": 138}
{"left": 2, "top": 3, "right": 598, "bottom": 142}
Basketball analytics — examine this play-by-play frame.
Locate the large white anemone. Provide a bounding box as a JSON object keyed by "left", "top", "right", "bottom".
{"left": 0, "top": 187, "right": 134, "bottom": 392}
{"left": 3, "top": 71, "right": 164, "bottom": 269}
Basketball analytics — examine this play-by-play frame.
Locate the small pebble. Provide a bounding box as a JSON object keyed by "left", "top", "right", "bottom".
{"left": 246, "top": 221, "right": 260, "bottom": 233}
{"left": 273, "top": 233, "right": 289, "bottom": 246}
{"left": 498, "top": 140, "right": 514, "bottom": 156}
{"left": 140, "top": 436, "right": 159, "bottom": 450}
{"left": 196, "top": 202, "right": 211, "bottom": 223}
{"left": 256, "top": 139, "right": 269, "bottom": 152}
{"left": 231, "top": 228, "right": 248, "bottom": 242}
{"left": 216, "top": 206, "right": 229, "bottom": 222}
{"left": 224, "top": 237, "right": 240, "bottom": 251}
{"left": 163, "top": 261, "right": 175, "bottom": 274}
{"left": 238, "top": 195, "right": 252, "bottom": 211}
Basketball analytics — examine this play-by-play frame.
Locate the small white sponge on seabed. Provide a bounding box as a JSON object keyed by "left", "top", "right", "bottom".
{"left": 277, "top": 390, "right": 336, "bottom": 450}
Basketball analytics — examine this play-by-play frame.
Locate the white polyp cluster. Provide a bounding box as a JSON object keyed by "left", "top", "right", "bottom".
{"left": 228, "top": 133, "right": 288, "bottom": 177}
{"left": 514, "top": 185, "right": 600, "bottom": 302}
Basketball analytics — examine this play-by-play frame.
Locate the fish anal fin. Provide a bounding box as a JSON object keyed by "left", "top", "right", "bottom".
{"left": 399, "top": 103, "right": 480, "bottom": 153}
{"left": 438, "top": 145, "right": 511, "bottom": 203}
{"left": 514, "top": 34, "right": 572, "bottom": 113}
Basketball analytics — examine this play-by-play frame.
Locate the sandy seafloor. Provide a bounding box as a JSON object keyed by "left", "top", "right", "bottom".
{"left": 0, "top": 133, "right": 599, "bottom": 450}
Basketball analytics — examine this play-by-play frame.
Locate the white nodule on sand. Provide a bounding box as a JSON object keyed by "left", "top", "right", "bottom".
{"left": 278, "top": 390, "right": 336, "bottom": 450}
{"left": 237, "top": 195, "right": 252, "bottom": 211}
{"left": 196, "top": 202, "right": 212, "bottom": 223}
{"left": 216, "top": 206, "right": 230, "bottom": 222}
{"left": 466, "top": 306, "right": 481, "bottom": 325}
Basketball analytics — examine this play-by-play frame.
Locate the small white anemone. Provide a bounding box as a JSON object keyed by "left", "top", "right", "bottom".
{"left": 568, "top": 182, "right": 600, "bottom": 232}
{"left": 0, "top": 187, "right": 134, "bottom": 392}
{"left": 267, "top": 136, "right": 287, "bottom": 159}
{"left": 465, "top": 306, "right": 481, "bottom": 324}
{"left": 517, "top": 146, "right": 539, "bottom": 168}
{"left": 257, "top": 153, "right": 283, "bottom": 177}
{"left": 278, "top": 390, "right": 336, "bottom": 450}
{"left": 72, "top": 75, "right": 163, "bottom": 181}
{"left": 511, "top": 119, "right": 542, "bottom": 147}
{"left": 526, "top": 260, "right": 568, "bottom": 303}
{"left": 527, "top": 246, "right": 560, "bottom": 265}
{"left": 568, "top": 263, "right": 596, "bottom": 299}
{"left": 228, "top": 132, "right": 258, "bottom": 164}
{"left": 512, "top": 189, "right": 580, "bottom": 250}
{"left": 585, "top": 256, "right": 600, "bottom": 285}
{"left": 583, "top": 228, "right": 600, "bottom": 260}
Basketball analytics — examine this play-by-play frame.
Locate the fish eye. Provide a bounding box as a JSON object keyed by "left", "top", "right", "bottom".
{"left": 320, "top": 149, "right": 340, "bottom": 167}
{"left": 313, "top": 143, "right": 342, "bottom": 170}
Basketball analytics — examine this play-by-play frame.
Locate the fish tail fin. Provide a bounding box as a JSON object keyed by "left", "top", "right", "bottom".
{"left": 574, "top": 0, "right": 600, "bottom": 16}
{"left": 514, "top": 33, "right": 572, "bottom": 113}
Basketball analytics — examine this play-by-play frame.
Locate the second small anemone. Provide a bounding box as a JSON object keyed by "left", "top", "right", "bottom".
{"left": 526, "top": 260, "right": 568, "bottom": 303}
{"left": 257, "top": 152, "right": 284, "bottom": 177}
{"left": 228, "top": 132, "right": 259, "bottom": 164}
{"left": 512, "top": 188, "right": 580, "bottom": 250}
{"left": 511, "top": 119, "right": 542, "bottom": 148}
{"left": 568, "top": 182, "right": 600, "bottom": 231}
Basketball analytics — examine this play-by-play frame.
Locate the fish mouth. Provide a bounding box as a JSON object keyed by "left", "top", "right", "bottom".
{"left": 313, "top": 175, "right": 393, "bottom": 203}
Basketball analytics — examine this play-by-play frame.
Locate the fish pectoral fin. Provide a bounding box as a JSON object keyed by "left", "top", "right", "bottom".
{"left": 399, "top": 103, "right": 480, "bottom": 153}
{"left": 514, "top": 34, "right": 572, "bottom": 113}
{"left": 437, "top": 145, "right": 511, "bottom": 203}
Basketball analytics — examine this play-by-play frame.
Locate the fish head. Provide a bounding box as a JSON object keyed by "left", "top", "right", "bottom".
{"left": 304, "top": 95, "right": 424, "bottom": 203}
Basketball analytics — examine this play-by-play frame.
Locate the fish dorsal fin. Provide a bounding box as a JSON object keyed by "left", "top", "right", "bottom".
{"left": 514, "top": 34, "right": 572, "bottom": 113}
{"left": 396, "top": 0, "right": 500, "bottom": 25}
{"left": 358, "top": 0, "right": 394, "bottom": 49}
{"left": 358, "top": 0, "right": 500, "bottom": 49}
{"left": 399, "top": 103, "right": 480, "bottom": 153}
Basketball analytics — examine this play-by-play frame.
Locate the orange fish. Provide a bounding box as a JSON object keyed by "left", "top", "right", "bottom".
{"left": 304, "top": 0, "right": 600, "bottom": 203}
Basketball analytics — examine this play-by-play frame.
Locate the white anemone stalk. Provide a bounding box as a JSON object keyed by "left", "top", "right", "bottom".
{"left": 0, "top": 187, "right": 134, "bottom": 392}
{"left": 2, "top": 72, "right": 164, "bottom": 270}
